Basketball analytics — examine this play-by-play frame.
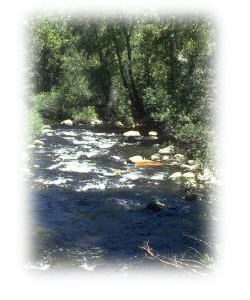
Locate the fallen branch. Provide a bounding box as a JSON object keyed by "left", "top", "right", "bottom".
{"left": 139, "top": 240, "right": 215, "bottom": 276}
{"left": 183, "top": 233, "right": 214, "bottom": 249}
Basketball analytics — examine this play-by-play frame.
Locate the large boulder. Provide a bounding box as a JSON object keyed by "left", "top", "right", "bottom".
{"left": 128, "top": 155, "right": 143, "bottom": 163}
{"left": 60, "top": 119, "right": 73, "bottom": 126}
{"left": 159, "top": 146, "right": 174, "bottom": 155}
{"left": 123, "top": 130, "right": 140, "bottom": 137}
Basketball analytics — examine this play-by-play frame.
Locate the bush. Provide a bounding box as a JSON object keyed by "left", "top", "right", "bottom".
{"left": 174, "top": 121, "right": 214, "bottom": 169}
{"left": 72, "top": 106, "right": 98, "bottom": 123}
{"left": 26, "top": 107, "right": 44, "bottom": 143}
{"left": 31, "top": 90, "right": 62, "bottom": 120}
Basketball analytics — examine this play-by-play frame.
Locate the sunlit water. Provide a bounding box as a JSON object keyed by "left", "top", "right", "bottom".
{"left": 25, "top": 125, "right": 213, "bottom": 274}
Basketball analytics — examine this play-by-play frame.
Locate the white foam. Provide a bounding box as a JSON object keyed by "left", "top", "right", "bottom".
{"left": 76, "top": 149, "right": 100, "bottom": 158}
{"left": 111, "top": 155, "right": 121, "bottom": 161}
{"left": 59, "top": 131, "right": 78, "bottom": 136}
{"left": 47, "top": 161, "right": 65, "bottom": 170}
{"left": 25, "top": 261, "right": 51, "bottom": 271}
{"left": 80, "top": 262, "right": 96, "bottom": 271}
{"left": 59, "top": 161, "right": 94, "bottom": 173}
{"left": 150, "top": 173, "right": 165, "bottom": 180}
{"left": 76, "top": 182, "right": 106, "bottom": 191}
{"left": 35, "top": 177, "right": 72, "bottom": 186}
{"left": 72, "top": 140, "right": 89, "bottom": 145}
{"left": 97, "top": 142, "right": 115, "bottom": 149}
{"left": 62, "top": 136, "right": 75, "bottom": 141}
{"left": 115, "top": 198, "right": 139, "bottom": 209}
{"left": 119, "top": 172, "right": 143, "bottom": 182}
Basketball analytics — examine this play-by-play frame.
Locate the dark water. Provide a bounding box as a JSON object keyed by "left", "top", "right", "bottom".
{"left": 26, "top": 125, "right": 213, "bottom": 273}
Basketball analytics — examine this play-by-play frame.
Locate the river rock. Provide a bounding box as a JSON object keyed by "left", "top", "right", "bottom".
{"left": 33, "top": 140, "right": 44, "bottom": 146}
{"left": 90, "top": 118, "right": 103, "bottom": 125}
{"left": 115, "top": 121, "right": 124, "bottom": 127}
{"left": 28, "top": 144, "right": 35, "bottom": 149}
{"left": 42, "top": 128, "right": 52, "bottom": 134}
{"left": 128, "top": 155, "right": 143, "bottom": 163}
{"left": 187, "top": 160, "right": 197, "bottom": 165}
{"left": 169, "top": 172, "right": 182, "bottom": 181}
{"left": 146, "top": 200, "right": 166, "bottom": 212}
{"left": 182, "top": 172, "right": 195, "bottom": 180}
{"left": 123, "top": 130, "right": 140, "bottom": 137}
{"left": 150, "top": 153, "right": 161, "bottom": 161}
{"left": 60, "top": 119, "right": 73, "bottom": 126}
{"left": 148, "top": 131, "right": 158, "bottom": 136}
{"left": 174, "top": 153, "right": 185, "bottom": 162}
{"left": 159, "top": 146, "right": 174, "bottom": 154}
{"left": 42, "top": 125, "right": 51, "bottom": 130}
{"left": 161, "top": 155, "right": 170, "bottom": 162}
{"left": 180, "top": 163, "right": 198, "bottom": 171}
{"left": 203, "top": 168, "right": 213, "bottom": 180}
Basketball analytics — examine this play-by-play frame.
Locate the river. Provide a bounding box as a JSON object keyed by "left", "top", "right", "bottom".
{"left": 25, "top": 124, "right": 214, "bottom": 274}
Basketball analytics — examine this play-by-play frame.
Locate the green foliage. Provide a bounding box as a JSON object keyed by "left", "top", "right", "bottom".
{"left": 72, "top": 106, "right": 98, "bottom": 123}
{"left": 26, "top": 107, "right": 44, "bottom": 143}
{"left": 27, "top": 14, "right": 215, "bottom": 166}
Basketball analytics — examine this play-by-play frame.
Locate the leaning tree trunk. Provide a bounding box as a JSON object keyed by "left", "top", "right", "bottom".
{"left": 110, "top": 24, "right": 146, "bottom": 123}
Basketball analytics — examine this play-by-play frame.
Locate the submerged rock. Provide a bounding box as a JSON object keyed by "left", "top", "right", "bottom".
{"left": 184, "top": 189, "right": 198, "bottom": 201}
{"left": 146, "top": 200, "right": 166, "bottom": 212}
{"left": 135, "top": 160, "right": 163, "bottom": 167}
{"left": 60, "top": 119, "right": 73, "bottom": 126}
{"left": 123, "top": 130, "right": 140, "bottom": 137}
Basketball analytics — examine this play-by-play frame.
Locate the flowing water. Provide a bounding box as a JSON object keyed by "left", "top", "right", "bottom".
{"left": 25, "top": 125, "right": 213, "bottom": 274}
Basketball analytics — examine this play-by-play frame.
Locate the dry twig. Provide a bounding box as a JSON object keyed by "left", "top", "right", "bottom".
{"left": 139, "top": 240, "right": 213, "bottom": 276}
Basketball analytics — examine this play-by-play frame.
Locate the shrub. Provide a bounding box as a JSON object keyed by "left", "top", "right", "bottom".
{"left": 72, "top": 106, "right": 98, "bottom": 123}
{"left": 26, "top": 107, "right": 44, "bottom": 143}
{"left": 31, "top": 90, "right": 62, "bottom": 120}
